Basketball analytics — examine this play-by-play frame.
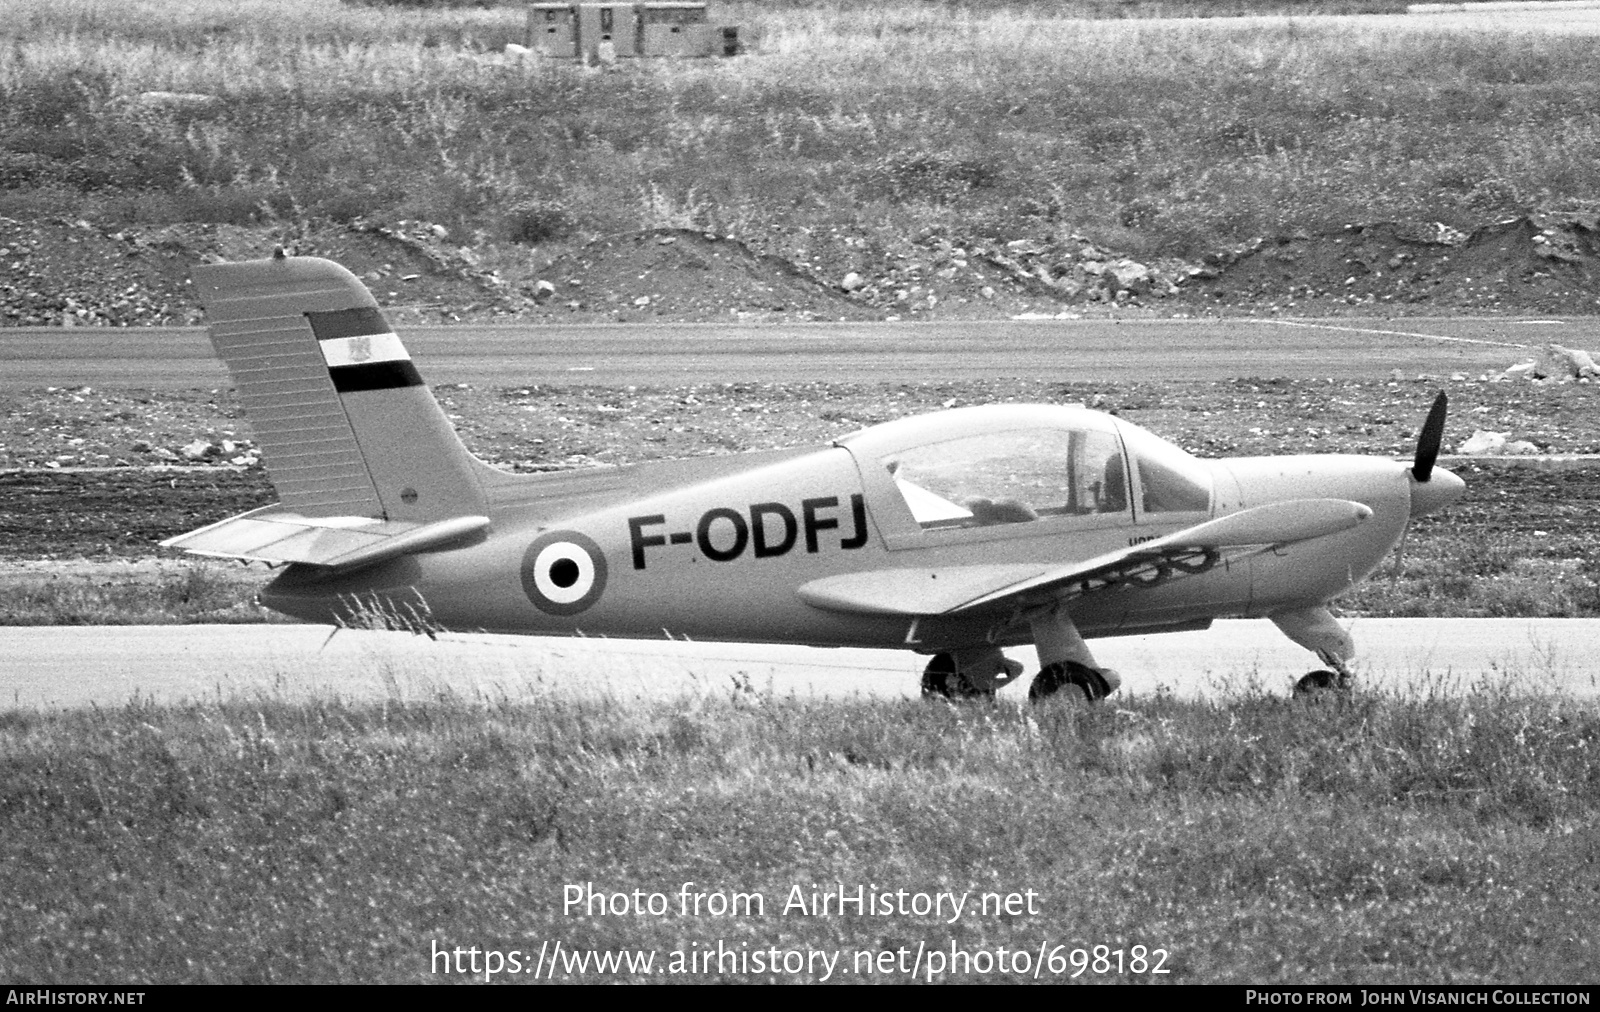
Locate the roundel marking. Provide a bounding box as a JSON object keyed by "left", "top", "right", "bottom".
{"left": 521, "top": 530, "right": 608, "bottom": 616}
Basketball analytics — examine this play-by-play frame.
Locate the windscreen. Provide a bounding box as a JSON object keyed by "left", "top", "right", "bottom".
{"left": 882, "top": 427, "right": 1129, "bottom": 529}
{"left": 1117, "top": 423, "right": 1213, "bottom": 514}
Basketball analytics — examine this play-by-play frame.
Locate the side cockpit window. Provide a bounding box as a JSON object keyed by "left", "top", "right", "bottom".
{"left": 882, "top": 427, "right": 1129, "bottom": 530}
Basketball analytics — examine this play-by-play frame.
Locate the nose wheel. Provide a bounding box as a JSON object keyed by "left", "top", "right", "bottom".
{"left": 1294, "top": 669, "right": 1345, "bottom": 696}
{"left": 1293, "top": 657, "right": 1355, "bottom": 697}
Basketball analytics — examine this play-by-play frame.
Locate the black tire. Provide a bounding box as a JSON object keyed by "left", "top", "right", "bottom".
{"left": 1028, "top": 660, "right": 1112, "bottom": 703}
{"left": 920, "top": 653, "right": 992, "bottom": 700}
{"left": 1293, "top": 669, "right": 1347, "bottom": 698}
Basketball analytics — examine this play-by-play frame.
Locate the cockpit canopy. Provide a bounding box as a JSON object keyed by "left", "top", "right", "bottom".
{"left": 840, "top": 405, "right": 1212, "bottom": 531}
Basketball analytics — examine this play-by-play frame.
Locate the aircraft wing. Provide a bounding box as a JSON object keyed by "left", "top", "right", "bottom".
{"left": 796, "top": 498, "right": 1371, "bottom": 617}
{"left": 161, "top": 507, "right": 489, "bottom": 572}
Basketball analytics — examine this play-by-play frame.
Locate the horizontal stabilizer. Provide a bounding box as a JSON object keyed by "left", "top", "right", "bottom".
{"left": 797, "top": 498, "right": 1371, "bottom": 617}
{"left": 161, "top": 508, "right": 489, "bottom": 572}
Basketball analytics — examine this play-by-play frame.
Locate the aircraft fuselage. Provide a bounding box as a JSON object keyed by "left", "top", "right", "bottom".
{"left": 261, "top": 436, "right": 1428, "bottom": 653}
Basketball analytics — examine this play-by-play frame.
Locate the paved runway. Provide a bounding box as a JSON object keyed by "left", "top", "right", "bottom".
{"left": 1144, "top": 3, "right": 1600, "bottom": 32}
{"left": 3, "top": 619, "right": 1595, "bottom": 710}
{"left": 0, "top": 317, "right": 1572, "bottom": 389}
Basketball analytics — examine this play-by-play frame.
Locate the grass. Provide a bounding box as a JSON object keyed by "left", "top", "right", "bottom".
{"left": 3, "top": 0, "right": 1599, "bottom": 275}
{"left": 1, "top": 679, "right": 1596, "bottom": 983}
{"left": 0, "top": 562, "right": 272, "bottom": 625}
{"left": 1339, "top": 530, "right": 1600, "bottom": 619}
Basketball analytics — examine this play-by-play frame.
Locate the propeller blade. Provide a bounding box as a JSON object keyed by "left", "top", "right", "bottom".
{"left": 1412, "top": 391, "right": 1448, "bottom": 483}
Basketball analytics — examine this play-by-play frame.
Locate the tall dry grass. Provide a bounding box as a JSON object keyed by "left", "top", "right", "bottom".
{"left": 4, "top": 0, "right": 1599, "bottom": 262}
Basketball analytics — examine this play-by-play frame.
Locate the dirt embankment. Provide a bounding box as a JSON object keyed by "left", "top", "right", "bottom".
{"left": 6, "top": 211, "right": 1600, "bottom": 327}
{"left": 1185, "top": 214, "right": 1600, "bottom": 316}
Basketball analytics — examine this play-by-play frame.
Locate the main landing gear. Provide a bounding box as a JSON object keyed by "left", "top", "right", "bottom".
{"left": 1027, "top": 606, "right": 1121, "bottom": 703}
{"left": 922, "top": 608, "right": 1121, "bottom": 704}
{"left": 920, "top": 646, "right": 1024, "bottom": 700}
{"left": 1271, "top": 605, "right": 1356, "bottom": 698}
{"left": 1028, "top": 660, "right": 1117, "bottom": 703}
{"left": 926, "top": 604, "right": 1355, "bottom": 702}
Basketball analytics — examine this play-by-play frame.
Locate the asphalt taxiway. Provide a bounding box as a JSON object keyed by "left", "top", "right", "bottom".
{"left": 3, "top": 619, "right": 1595, "bottom": 710}
{"left": 0, "top": 317, "right": 1578, "bottom": 388}
{"left": 1153, "top": 3, "right": 1600, "bottom": 33}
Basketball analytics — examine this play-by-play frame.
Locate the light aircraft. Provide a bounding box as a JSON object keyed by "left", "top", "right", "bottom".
{"left": 165, "top": 254, "right": 1465, "bottom": 701}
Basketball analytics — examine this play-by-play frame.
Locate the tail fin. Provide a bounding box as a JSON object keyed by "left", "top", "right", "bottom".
{"left": 193, "top": 255, "right": 488, "bottom": 522}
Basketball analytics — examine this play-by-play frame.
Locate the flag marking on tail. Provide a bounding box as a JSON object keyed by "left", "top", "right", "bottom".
{"left": 319, "top": 331, "right": 410, "bottom": 368}
{"left": 305, "top": 307, "right": 424, "bottom": 392}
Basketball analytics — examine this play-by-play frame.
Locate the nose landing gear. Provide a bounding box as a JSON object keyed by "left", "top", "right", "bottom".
{"left": 1272, "top": 605, "right": 1356, "bottom": 697}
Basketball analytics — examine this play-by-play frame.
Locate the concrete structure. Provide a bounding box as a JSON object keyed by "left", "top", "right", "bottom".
{"left": 525, "top": 2, "right": 748, "bottom": 61}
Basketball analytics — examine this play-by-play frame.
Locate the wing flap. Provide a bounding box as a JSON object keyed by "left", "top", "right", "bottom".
{"left": 162, "top": 509, "right": 489, "bottom": 571}
{"left": 797, "top": 498, "right": 1371, "bottom": 618}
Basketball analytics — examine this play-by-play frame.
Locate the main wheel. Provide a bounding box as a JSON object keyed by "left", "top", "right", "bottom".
{"left": 1293, "top": 669, "right": 1348, "bottom": 698}
{"left": 920, "top": 653, "right": 993, "bottom": 700}
{"left": 1028, "top": 660, "right": 1113, "bottom": 703}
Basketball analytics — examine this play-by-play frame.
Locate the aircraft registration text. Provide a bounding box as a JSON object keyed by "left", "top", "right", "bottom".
{"left": 630, "top": 494, "right": 869, "bottom": 570}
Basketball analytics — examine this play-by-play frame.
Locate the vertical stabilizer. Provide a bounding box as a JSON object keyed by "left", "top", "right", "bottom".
{"left": 193, "top": 255, "right": 487, "bottom": 521}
